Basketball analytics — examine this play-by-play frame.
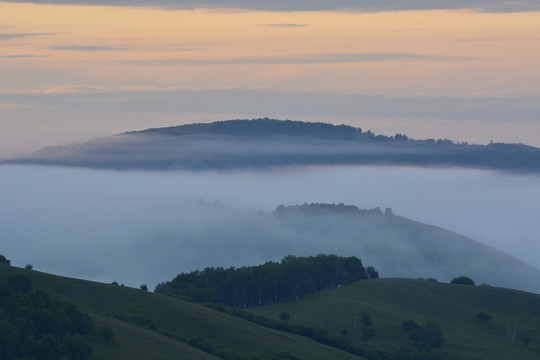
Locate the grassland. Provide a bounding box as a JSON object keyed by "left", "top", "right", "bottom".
{"left": 2, "top": 264, "right": 539, "bottom": 360}
{"left": 0, "top": 265, "right": 363, "bottom": 360}
{"left": 249, "top": 278, "right": 540, "bottom": 360}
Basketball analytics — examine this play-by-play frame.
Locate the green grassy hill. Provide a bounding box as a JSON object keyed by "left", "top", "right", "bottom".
{"left": 0, "top": 264, "right": 363, "bottom": 360}
{"left": 2, "top": 264, "right": 539, "bottom": 360}
{"left": 250, "top": 278, "right": 540, "bottom": 360}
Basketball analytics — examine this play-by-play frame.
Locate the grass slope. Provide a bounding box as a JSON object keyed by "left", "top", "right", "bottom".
{"left": 250, "top": 278, "right": 540, "bottom": 360}
{"left": 3, "top": 264, "right": 539, "bottom": 359}
{"left": 0, "top": 265, "right": 363, "bottom": 360}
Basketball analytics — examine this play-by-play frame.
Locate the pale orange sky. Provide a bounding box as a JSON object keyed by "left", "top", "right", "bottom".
{"left": 1, "top": 3, "right": 539, "bottom": 155}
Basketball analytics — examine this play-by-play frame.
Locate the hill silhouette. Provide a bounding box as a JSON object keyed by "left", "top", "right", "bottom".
{"left": 6, "top": 118, "right": 540, "bottom": 172}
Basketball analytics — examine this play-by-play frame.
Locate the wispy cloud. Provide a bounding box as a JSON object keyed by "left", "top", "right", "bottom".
{"left": 112, "top": 52, "right": 477, "bottom": 66}
{"left": 49, "top": 45, "right": 122, "bottom": 51}
{"left": 0, "top": 32, "right": 56, "bottom": 40}
{"left": 1, "top": 54, "right": 47, "bottom": 58}
{"left": 2, "top": 87, "right": 538, "bottom": 122}
{"left": 2, "top": 0, "right": 540, "bottom": 13}
{"left": 259, "top": 24, "right": 308, "bottom": 28}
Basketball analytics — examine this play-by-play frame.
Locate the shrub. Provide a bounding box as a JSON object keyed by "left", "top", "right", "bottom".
{"left": 25, "top": 264, "right": 33, "bottom": 270}
{"left": 98, "top": 326, "right": 115, "bottom": 344}
{"left": 279, "top": 311, "right": 290, "bottom": 322}
{"left": 402, "top": 319, "right": 419, "bottom": 332}
{"left": 360, "top": 312, "right": 373, "bottom": 327}
{"left": 64, "top": 335, "right": 93, "bottom": 360}
{"left": 410, "top": 322, "right": 444, "bottom": 352}
{"left": 450, "top": 276, "right": 475, "bottom": 286}
{"left": 475, "top": 312, "right": 491, "bottom": 324}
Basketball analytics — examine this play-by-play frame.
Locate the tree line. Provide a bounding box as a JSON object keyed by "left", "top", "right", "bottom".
{"left": 274, "top": 203, "right": 394, "bottom": 217}
{"left": 155, "top": 254, "right": 377, "bottom": 307}
{"left": 0, "top": 274, "right": 93, "bottom": 360}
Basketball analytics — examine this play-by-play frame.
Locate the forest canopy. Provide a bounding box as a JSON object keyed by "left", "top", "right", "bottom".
{"left": 155, "top": 254, "right": 373, "bottom": 307}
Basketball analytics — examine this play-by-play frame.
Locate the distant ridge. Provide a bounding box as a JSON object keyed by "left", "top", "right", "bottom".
{"left": 6, "top": 118, "right": 540, "bottom": 172}
{"left": 269, "top": 203, "right": 540, "bottom": 294}
{"left": 125, "top": 118, "right": 364, "bottom": 140}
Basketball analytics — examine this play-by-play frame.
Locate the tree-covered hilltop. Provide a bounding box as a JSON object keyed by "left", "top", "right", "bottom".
{"left": 274, "top": 203, "right": 394, "bottom": 217}
{"left": 8, "top": 118, "right": 540, "bottom": 173}
{"left": 155, "top": 255, "right": 375, "bottom": 307}
{"left": 126, "top": 118, "right": 367, "bottom": 141}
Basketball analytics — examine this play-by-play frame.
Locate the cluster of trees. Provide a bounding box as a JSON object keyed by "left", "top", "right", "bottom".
{"left": 0, "top": 255, "right": 10, "bottom": 266}
{"left": 274, "top": 203, "right": 393, "bottom": 217}
{"left": 0, "top": 274, "right": 94, "bottom": 360}
{"left": 402, "top": 319, "right": 444, "bottom": 352}
{"left": 450, "top": 276, "right": 475, "bottom": 286}
{"left": 156, "top": 254, "right": 374, "bottom": 307}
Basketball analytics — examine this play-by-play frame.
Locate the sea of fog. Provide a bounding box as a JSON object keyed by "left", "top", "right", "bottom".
{"left": 1, "top": 164, "right": 539, "bottom": 290}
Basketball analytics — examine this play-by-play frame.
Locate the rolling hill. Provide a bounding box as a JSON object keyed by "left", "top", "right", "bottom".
{"left": 1, "top": 263, "right": 539, "bottom": 360}
{"left": 5, "top": 118, "right": 540, "bottom": 172}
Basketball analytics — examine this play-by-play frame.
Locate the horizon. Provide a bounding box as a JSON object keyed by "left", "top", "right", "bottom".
{"left": 1, "top": 2, "right": 540, "bottom": 157}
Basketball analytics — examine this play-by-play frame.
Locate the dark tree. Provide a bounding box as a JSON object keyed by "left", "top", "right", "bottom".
{"left": 410, "top": 322, "right": 444, "bottom": 352}
{"left": 0, "top": 277, "right": 94, "bottom": 359}
{"left": 402, "top": 319, "right": 419, "bottom": 332}
{"left": 0, "top": 254, "right": 10, "bottom": 266}
{"left": 279, "top": 311, "right": 290, "bottom": 322}
{"left": 450, "top": 276, "right": 475, "bottom": 286}
{"left": 25, "top": 264, "right": 33, "bottom": 270}
{"left": 366, "top": 266, "right": 379, "bottom": 279}
{"left": 64, "top": 335, "right": 93, "bottom": 360}
{"left": 140, "top": 284, "right": 148, "bottom": 291}
{"left": 69, "top": 310, "right": 93, "bottom": 335}
{"left": 360, "top": 312, "right": 373, "bottom": 327}
{"left": 475, "top": 312, "right": 492, "bottom": 324}
{"left": 523, "top": 336, "right": 531, "bottom": 347}
{"left": 98, "top": 326, "right": 115, "bottom": 344}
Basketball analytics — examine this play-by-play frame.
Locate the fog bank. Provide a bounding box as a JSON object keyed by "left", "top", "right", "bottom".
{"left": 0, "top": 165, "right": 538, "bottom": 290}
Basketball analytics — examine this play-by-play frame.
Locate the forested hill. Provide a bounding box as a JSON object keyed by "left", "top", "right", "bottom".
{"left": 155, "top": 254, "right": 378, "bottom": 307}
{"left": 126, "top": 118, "right": 364, "bottom": 140}
{"left": 6, "top": 118, "right": 540, "bottom": 172}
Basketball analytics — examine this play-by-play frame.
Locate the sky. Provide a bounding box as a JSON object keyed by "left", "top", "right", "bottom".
{"left": 1, "top": 1, "right": 539, "bottom": 157}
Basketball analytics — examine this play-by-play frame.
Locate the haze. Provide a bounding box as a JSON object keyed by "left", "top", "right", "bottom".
{"left": 1, "top": 164, "right": 538, "bottom": 290}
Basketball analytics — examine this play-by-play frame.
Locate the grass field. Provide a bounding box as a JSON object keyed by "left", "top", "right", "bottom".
{"left": 0, "top": 264, "right": 364, "bottom": 360}
{"left": 250, "top": 278, "right": 540, "bottom": 360}
{"left": 2, "top": 264, "right": 539, "bottom": 359}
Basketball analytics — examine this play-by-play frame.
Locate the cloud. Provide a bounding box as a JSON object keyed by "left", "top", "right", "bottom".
{"left": 2, "top": 87, "right": 537, "bottom": 122}
{"left": 259, "top": 24, "right": 308, "bottom": 28}
{"left": 0, "top": 32, "right": 57, "bottom": 40}
{"left": 112, "top": 52, "right": 476, "bottom": 66}
{"left": 1, "top": 54, "right": 47, "bottom": 58}
{"left": 49, "top": 45, "right": 122, "bottom": 51}
{"left": 2, "top": 0, "right": 540, "bottom": 12}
